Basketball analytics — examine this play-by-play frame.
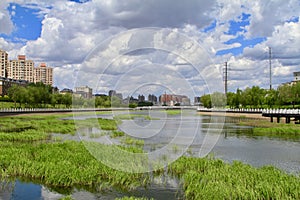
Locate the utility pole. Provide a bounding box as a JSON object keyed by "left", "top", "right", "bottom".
{"left": 224, "top": 62, "right": 228, "bottom": 95}
{"left": 269, "top": 47, "right": 272, "bottom": 90}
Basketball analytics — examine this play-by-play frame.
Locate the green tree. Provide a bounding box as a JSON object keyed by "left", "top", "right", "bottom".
{"left": 200, "top": 94, "right": 212, "bottom": 108}
{"left": 111, "top": 96, "right": 122, "bottom": 107}
{"left": 264, "top": 89, "right": 278, "bottom": 108}
{"left": 62, "top": 93, "right": 72, "bottom": 108}
{"left": 211, "top": 92, "right": 226, "bottom": 108}
{"left": 291, "top": 82, "right": 300, "bottom": 108}
{"left": 8, "top": 84, "right": 22, "bottom": 108}
{"left": 226, "top": 92, "right": 236, "bottom": 108}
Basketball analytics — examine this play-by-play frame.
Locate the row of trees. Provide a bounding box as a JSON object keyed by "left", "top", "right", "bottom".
{"left": 6, "top": 83, "right": 113, "bottom": 108}
{"left": 7, "top": 83, "right": 72, "bottom": 108}
{"left": 201, "top": 82, "right": 300, "bottom": 109}
{"left": 4, "top": 83, "right": 154, "bottom": 109}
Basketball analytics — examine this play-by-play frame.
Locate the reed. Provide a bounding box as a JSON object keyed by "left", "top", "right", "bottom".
{"left": 169, "top": 156, "right": 300, "bottom": 200}
{"left": 0, "top": 141, "right": 151, "bottom": 191}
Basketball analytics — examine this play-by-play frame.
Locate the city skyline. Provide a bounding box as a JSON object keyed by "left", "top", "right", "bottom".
{"left": 0, "top": 1, "right": 299, "bottom": 100}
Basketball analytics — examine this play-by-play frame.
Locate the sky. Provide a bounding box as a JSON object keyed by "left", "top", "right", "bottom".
{"left": 0, "top": 0, "right": 299, "bottom": 100}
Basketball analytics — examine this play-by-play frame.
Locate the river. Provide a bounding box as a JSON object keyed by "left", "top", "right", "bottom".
{"left": 1, "top": 110, "right": 300, "bottom": 199}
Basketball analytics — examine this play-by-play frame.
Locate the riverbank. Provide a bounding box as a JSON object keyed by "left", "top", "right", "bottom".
{"left": 1, "top": 113, "right": 300, "bottom": 199}
{"left": 199, "top": 111, "right": 300, "bottom": 139}
{"left": 198, "top": 111, "right": 268, "bottom": 120}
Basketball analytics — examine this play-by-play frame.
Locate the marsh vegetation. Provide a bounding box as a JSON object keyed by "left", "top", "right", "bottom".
{"left": 0, "top": 112, "right": 299, "bottom": 199}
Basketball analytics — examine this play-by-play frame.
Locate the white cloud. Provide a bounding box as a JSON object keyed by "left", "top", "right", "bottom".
{"left": 0, "top": 0, "right": 299, "bottom": 97}
{"left": 0, "top": 1, "right": 14, "bottom": 34}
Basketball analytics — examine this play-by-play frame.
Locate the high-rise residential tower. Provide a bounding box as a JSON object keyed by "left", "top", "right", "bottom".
{"left": 8, "top": 55, "right": 34, "bottom": 82}
{"left": 0, "top": 49, "right": 8, "bottom": 77}
{"left": 34, "top": 63, "right": 53, "bottom": 86}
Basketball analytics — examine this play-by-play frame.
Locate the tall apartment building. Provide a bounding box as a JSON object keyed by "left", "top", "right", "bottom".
{"left": 0, "top": 49, "right": 8, "bottom": 77}
{"left": 34, "top": 63, "right": 53, "bottom": 86}
{"left": 8, "top": 55, "right": 34, "bottom": 82}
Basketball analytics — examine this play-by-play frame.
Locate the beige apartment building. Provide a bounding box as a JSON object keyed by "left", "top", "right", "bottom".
{"left": 34, "top": 63, "right": 53, "bottom": 86}
{"left": 8, "top": 55, "right": 35, "bottom": 83}
{"left": 0, "top": 49, "right": 8, "bottom": 77}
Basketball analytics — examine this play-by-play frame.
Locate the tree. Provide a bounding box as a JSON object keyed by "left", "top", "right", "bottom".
{"left": 211, "top": 92, "right": 226, "bottom": 108}
{"left": 226, "top": 92, "right": 236, "bottom": 108}
{"left": 8, "top": 84, "right": 22, "bottom": 108}
{"left": 264, "top": 89, "right": 278, "bottom": 108}
{"left": 278, "top": 84, "right": 293, "bottom": 106}
{"left": 62, "top": 93, "right": 72, "bottom": 108}
{"left": 200, "top": 94, "right": 212, "bottom": 108}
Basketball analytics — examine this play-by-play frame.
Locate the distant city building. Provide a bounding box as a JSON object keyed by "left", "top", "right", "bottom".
{"left": 108, "top": 90, "right": 116, "bottom": 97}
{"left": 0, "top": 49, "right": 8, "bottom": 77}
{"left": 60, "top": 88, "right": 73, "bottom": 95}
{"left": 148, "top": 94, "right": 158, "bottom": 104}
{"left": 34, "top": 63, "right": 53, "bottom": 86}
{"left": 0, "top": 76, "right": 28, "bottom": 96}
{"left": 294, "top": 72, "right": 300, "bottom": 82}
{"left": 74, "top": 86, "right": 93, "bottom": 98}
{"left": 159, "top": 94, "right": 191, "bottom": 106}
{"left": 138, "top": 94, "right": 145, "bottom": 102}
{"left": 284, "top": 71, "right": 300, "bottom": 86}
{"left": 8, "top": 55, "right": 34, "bottom": 82}
{"left": 108, "top": 90, "right": 123, "bottom": 99}
{"left": 194, "top": 97, "right": 201, "bottom": 105}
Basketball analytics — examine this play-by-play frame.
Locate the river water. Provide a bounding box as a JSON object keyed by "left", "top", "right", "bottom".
{"left": 1, "top": 110, "right": 300, "bottom": 199}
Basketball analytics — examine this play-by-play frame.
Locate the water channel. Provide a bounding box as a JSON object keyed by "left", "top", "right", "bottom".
{"left": 1, "top": 110, "right": 300, "bottom": 199}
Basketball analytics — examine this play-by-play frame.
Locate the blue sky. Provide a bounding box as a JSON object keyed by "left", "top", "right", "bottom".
{"left": 2, "top": 3, "right": 43, "bottom": 43}
{"left": 0, "top": 0, "right": 299, "bottom": 96}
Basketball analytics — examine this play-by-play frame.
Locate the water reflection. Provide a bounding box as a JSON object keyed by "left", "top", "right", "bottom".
{"left": 0, "top": 178, "right": 182, "bottom": 200}
{"left": 2, "top": 111, "right": 300, "bottom": 199}
{"left": 61, "top": 111, "right": 300, "bottom": 173}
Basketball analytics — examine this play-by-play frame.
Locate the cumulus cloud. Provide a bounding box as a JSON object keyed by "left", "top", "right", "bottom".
{"left": 0, "top": 1, "right": 14, "bottom": 34}
{"left": 0, "top": 0, "right": 299, "bottom": 96}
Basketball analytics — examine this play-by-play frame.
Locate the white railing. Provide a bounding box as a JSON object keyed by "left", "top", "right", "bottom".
{"left": 197, "top": 108, "right": 300, "bottom": 115}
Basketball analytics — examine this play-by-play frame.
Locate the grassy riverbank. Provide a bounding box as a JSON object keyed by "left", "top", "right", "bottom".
{"left": 0, "top": 140, "right": 299, "bottom": 199}
{"left": 232, "top": 117, "right": 300, "bottom": 140}
{"left": 199, "top": 111, "right": 300, "bottom": 139}
{"left": 0, "top": 113, "right": 300, "bottom": 199}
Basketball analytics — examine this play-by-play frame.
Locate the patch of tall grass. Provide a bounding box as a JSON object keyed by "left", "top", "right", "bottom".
{"left": 0, "top": 141, "right": 151, "bottom": 191}
{"left": 169, "top": 156, "right": 300, "bottom": 200}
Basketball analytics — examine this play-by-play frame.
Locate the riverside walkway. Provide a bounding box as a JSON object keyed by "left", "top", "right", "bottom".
{"left": 0, "top": 106, "right": 197, "bottom": 116}
{"left": 1, "top": 107, "right": 299, "bottom": 124}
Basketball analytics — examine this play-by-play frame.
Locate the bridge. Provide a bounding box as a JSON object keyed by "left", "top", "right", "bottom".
{"left": 198, "top": 108, "right": 300, "bottom": 124}
{"left": 262, "top": 109, "right": 300, "bottom": 124}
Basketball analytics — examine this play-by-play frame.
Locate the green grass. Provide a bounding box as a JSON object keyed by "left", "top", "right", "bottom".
{"left": 169, "top": 156, "right": 300, "bottom": 200}
{"left": 120, "top": 136, "right": 145, "bottom": 146}
{"left": 238, "top": 118, "right": 300, "bottom": 139}
{"left": 111, "top": 131, "right": 125, "bottom": 138}
{"left": 0, "top": 141, "right": 150, "bottom": 192}
{"left": 114, "top": 114, "right": 153, "bottom": 121}
{"left": 164, "top": 109, "right": 182, "bottom": 115}
{"left": 0, "top": 113, "right": 300, "bottom": 199}
{"left": 0, "top": 138, "right": 299, "bottom": 199}
{"left": 0, "top": 114, "right": 120, "bottom": 142}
